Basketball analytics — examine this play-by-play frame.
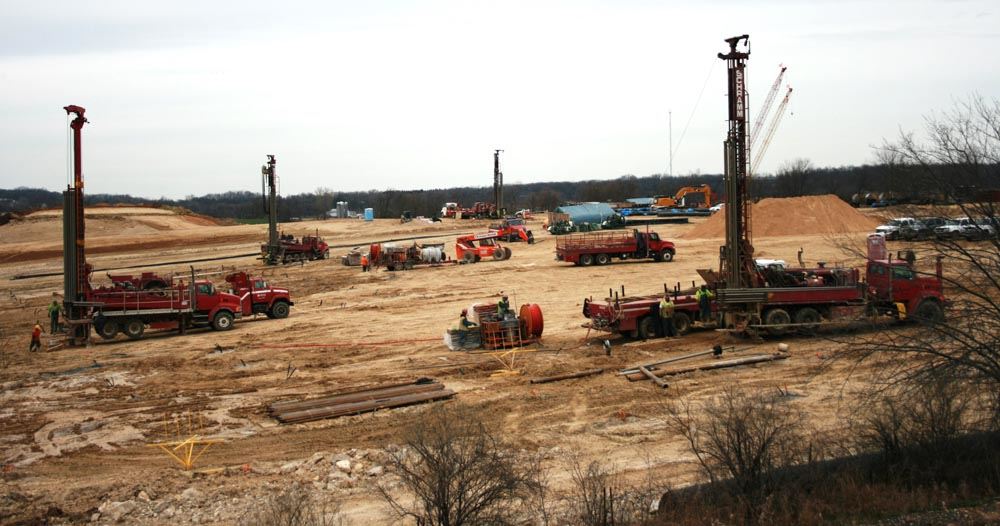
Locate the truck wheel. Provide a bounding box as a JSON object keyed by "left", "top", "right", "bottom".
{"left": 638, "top": 316, "right": 658, "bottom": 339}
{"left": 595, "top": 253, "right": 610, "bottom": 265}
{"left": 463, "top": 252, "right": 475, "bottom": 264}
{"left": 527, "top": 231, "right": 534, "bottom": 244}
{"left": 323, "top": 250, "right": 330, "bottom": 259}
{"left": 503, "top": 247, "right": 512, "bottom": 260}
{"left": 493, "top": 249, "right": 505, "bottom": 261}
{"left": 914, "top": 300, "right": 944, "bottom": 324}
{"left": 764, "top": 308, "right": 791, "bottom": 336}
{"left": 404, "top": 260, "right": 415, "bottom": 270}
{"left": 124, "top": 318, "right": 145, "bottom": 339}
{"left": 659, "top": 250, "right": 674, "bottom": 262}
{"left": 97, "top": 320, "right": 119, "bottom": 340}
{"left": 269, "top": 301, "right": 290, "bottom": 319}
{"left": 673, "top": 311, "right": 692, "bottom": 335}
{"left": 474, "top": 254, "right": 482, "bottom": 263}
{"left": 793, "top": 307, "right": 821, "bottom": 332}
{"left": 212, "top": 311, "right": 235, "bottom": 331}
{"left": 579, "top": 254, "right": 594, "bottom": 266}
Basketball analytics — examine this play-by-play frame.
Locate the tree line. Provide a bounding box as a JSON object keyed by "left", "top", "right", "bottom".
{"left": 1, "top": 160, "right": 993, "bottom": 221}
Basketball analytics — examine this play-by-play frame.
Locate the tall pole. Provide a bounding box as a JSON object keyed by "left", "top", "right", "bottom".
{"left": 717, "top": 34, "right": 755, "bottom": 290}
{"left": 62, "top": 105, "right": 88, "bottom": 343}
{"left": 668, "top": 110, "right": 673, "bottom": 177}
{"left": 263, "top": 155, "right": 280, "bottom": 264}
{"left": 493, "top": 149, "right": 504, "bottom": 218}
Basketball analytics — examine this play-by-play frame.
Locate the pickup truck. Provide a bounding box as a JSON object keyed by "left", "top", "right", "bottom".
{"left": 875, "top": 217, "right": 919, "bottom": 240}
{"left": 935, "top": 217, "right": 997, "bottom": 241}
{"left": 556, "top": 229, "right": 675, "bottom": 266}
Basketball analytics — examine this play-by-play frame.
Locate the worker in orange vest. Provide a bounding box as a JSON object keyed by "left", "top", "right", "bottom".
{"left": 29, "top": 321, "right": 43, "bottom": 352}
{"left": 361, "top": 254, "right": 369, "bottom": 272}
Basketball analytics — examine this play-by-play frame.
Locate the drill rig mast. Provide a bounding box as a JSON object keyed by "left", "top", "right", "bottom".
{"left": 718, "top": 35, "right": 758, "bottom": 292}
{"left": 493, "top": 149, "right": 504, "bottom": 218}
{"left": 62, "top": 105, "right": 90, "bottom": 344}
{"left": 262, "top": 155, "right": 280, "bottom": 265}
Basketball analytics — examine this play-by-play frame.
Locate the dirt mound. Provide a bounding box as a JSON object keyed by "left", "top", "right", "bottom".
{"left": 684, "top": 195, "right": 878, "bottom": 239}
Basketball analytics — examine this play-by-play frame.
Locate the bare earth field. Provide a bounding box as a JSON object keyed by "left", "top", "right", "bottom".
{"left": 0, "top": 207, "right": 921, "bottom": 524}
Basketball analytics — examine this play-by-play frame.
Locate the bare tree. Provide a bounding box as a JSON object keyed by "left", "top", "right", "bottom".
{"left": 848, "top": 95, "right": 1000, "bottom": 400}
{"left": 378, "top": 404, "right": 538, "bottom": 526}
{"left": 667, "top": 387, "right": 806, "bottom": 524}
{"left": 240, "top": 484, "right": 340, "bottom": 526}
{"left": 773, "top": 158, "right": 814, "bottom": 197}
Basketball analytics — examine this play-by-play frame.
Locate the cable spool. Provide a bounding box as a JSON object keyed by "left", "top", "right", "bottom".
{"left": 519, "top": 303, "right": 544, "bottom": 338}
{"left": 421, "top": 247, "right": 443, "bottom": 262}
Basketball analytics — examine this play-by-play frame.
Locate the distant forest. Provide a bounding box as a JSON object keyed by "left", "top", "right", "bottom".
{"left": 0, "top": 161, "right": 960, "bottom": 221}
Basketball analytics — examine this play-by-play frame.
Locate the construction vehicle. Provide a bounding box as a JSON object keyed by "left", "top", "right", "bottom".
{"left": 260, "top": 156, "right": 330, "bottom": 264}
{"left": 261, "top": 231, "right": 330, "bottom": 263}
{"left": 58, "top": 106, "right": 243, "bottom": 345}
{"left": 455, "top": 231, "right": 512, "bottom": 263}
{"left": 556, "top": 230, "right": 675, "bottom": 266}
{"left": 369, "top": 242, "right": 453, "bottom": 271}
{"left": 582, "top": 35, "right": 946, "bottom": 338}
{"left": 224, "top": 271, "right": 293, "bottom": 318}
{"left": 652, "top": 184, "right": 716, "bottom": 210}
{"left": 87, "top": 266, "right": 244, "bottom": 340}
{"left": 490, "top": 217, "right": 534, "bottom": 243}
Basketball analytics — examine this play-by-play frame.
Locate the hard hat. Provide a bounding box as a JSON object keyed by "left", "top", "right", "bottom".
{"left": 461, "top": 309, "right": 468, "bottom": 315}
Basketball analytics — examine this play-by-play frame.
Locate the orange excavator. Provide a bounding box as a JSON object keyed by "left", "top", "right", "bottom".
{"left": 653, "top": 184, "right": 716, "bottom": 209}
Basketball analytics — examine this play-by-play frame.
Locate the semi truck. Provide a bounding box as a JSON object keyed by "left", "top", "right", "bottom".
{"left": 555, "top": 229, "right": 675, "bottom": 266}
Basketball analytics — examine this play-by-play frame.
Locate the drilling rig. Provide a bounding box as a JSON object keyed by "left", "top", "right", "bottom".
{"left": 261, "top": 155, "right": 281, "bottom": 264}
{"left": 493, "top": 149, "right": 504, "bottom": 219}
{"left": 62, "top": 105, "right": 90, "bottom": 344}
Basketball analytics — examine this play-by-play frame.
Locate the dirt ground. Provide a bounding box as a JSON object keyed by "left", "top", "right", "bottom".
{"left": 0, "top": 208, "right": 927, "bottom": 524}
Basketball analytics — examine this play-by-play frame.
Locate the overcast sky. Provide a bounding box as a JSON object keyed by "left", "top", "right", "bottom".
{"left": 0, "top": 0, "right": 996, "bottom": 198}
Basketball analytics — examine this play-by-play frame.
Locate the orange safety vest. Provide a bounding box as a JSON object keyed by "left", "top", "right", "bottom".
{"left": 361, "top": 255, "right": 369, "bottom": 265}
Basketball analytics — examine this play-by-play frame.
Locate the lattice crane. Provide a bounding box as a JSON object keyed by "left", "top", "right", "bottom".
{"left": 750, "top": 86, "right": 793, "bottom": 174}
{"left": 748, "top": 65, "right": 787, "bottom": 154}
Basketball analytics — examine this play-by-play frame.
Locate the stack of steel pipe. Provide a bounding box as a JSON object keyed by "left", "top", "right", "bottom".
{"left": 269, "top": 379, "right": 455, "bottom": 424}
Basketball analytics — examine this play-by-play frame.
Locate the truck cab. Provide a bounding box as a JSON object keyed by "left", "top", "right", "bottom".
{"left": 191, "top": 280, "right": 244, "bottom": 330}
{"left": 865, "top": 256, "right": 944, "bottom": 322}
{"left": 224, "top": 271, "right": 293, "bottom": 319}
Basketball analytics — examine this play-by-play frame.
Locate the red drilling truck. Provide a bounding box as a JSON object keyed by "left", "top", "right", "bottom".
{"left": 556, "top": 229, "right": 676, "bottom": 266}
{"left": 583, "top": 242, "right": 946, "bottom": 339}
{"left": 86, "top": 266, "right": 243, "bottom": 340}
{"left": 224, "top": 271, "right": 294, "bottom": 318}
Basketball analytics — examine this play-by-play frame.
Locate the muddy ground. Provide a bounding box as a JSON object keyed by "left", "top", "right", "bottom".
{"left": 0, "top": 208, "right": 930, "bottom": 524}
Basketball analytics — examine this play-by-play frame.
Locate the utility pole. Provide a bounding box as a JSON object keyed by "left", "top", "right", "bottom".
{"left": 668, "top": 110, "right": 673, "bottom": 177}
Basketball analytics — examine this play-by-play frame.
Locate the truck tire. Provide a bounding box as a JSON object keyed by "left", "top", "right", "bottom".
{"left": 914, "top": 300, "right": 944, "bottom": 324}
{"left": 493, "top": 249, "right": 505, "bottom": 261}
{"left": 503, "top": 247, "right": 512, "bottom": 260}
{"left": 527, "top": 231, "right": 534, "bottom": 244}
{"left": 793, "top": 307, "right": 821, "bottom": 332}
{"left": 763, "top": 308, "right": 791, "bottom": 336}
{"left": 463, "top": 252, "right": 475, "bottom": 264}
{"left": 595, "top": 253, "right": 610, "bottom": 265}
{"left": 124, "top": 318, "right": 145, "bottom": 340}
{"left": 97, "top": 320, "right": 119, "bottom": 340}
{"left": 323, "top": 250, "right": 330, "bottom": 259}
{"left": 474, "top": 254, "right": 482, "bottom": 263}
{"left": 269, "top": 301, "right": 290, "bottom": 319}
{"left": 638, "top": 316, "right": 657, "bottom": 339}
{"left": 404, "top": 260, "right": 415, "bottom": 270}
{"left": 579, "top": 254, "right": 594, "bottom": 266}
{"left": 658, "top": 250, "right": 674, "bottom": 262}
{"left": 673, "top": 311, "right": 692, "bottom": 335}
{"left": 212, "top": 311, "right": 235, "bottom": 331}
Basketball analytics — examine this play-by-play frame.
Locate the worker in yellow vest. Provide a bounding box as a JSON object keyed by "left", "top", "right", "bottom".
{"left": 659, "top": 294, "right": 676, "bottom": 337}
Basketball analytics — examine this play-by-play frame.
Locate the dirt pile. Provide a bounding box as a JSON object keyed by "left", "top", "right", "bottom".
{"left": 684, "top": 195, "right": 878, "bottom": 239}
